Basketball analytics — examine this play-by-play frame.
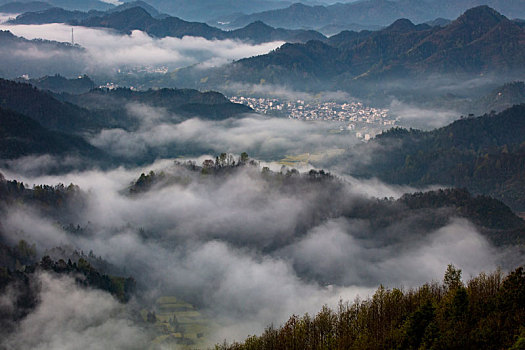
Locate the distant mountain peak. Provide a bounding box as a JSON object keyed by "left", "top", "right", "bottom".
{"left": 247, "top": 21, "right": 273, "bottom": 28}
{"left": 384, "top": 18, "right": 417, "bottom": 32}
{"left": 115, "top": 6, "right": 152, "bottom": 18}
{"left": 457, "top": 5, "right": 506, "bottom": 26}
{"left": 289, "top": 3, "right": 310, "bottom": 9}
{"left": 244, "top": 21, "right": 273, "bottom": 30}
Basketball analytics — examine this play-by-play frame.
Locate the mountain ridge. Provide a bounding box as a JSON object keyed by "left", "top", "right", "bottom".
{"left": 9, "top": 5, "right": 327, "bottom": 44}
{"left": 184, "top": 6, "right": 525, "bottom": 95}
{"left": 222, "top": 0, "right": 525, "bottom": 30}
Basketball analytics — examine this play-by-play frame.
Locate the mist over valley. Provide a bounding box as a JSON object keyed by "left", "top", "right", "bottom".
{"left": 0, "top": 1, "right": 524, "bottom": 349}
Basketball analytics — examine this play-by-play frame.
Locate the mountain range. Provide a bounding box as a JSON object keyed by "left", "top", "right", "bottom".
{"left": 220, "top": 0, "right": 525, "bottom": 30}
{"left": 123, "top": 0, "right": 315, "bottom": 22}
{"left": 6, "top": 0, "right": 164, "bottom": 23}
{"left": 10, "top": 5, "right": 327, "bottom": 44}
{"left": 180, "top": 6, "right": 525, "bottom": 98}
{"left": 0, "top": 0, "right": 345, "bottom": 21}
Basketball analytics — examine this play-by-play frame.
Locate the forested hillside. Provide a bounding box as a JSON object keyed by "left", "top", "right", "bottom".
{"left": 350, "top": 104, "right": 525, "bottom": 211}
{"left": 128, "top": 158, "right": 525, "bottom": 248}
{"left": 217, "top": 265, "right": 525, "bottom": 350}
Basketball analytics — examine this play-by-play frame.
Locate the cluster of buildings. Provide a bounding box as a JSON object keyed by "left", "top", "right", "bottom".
{"left": 116, "top": 66, "right": 169, "bottom": 75}
{"left": 230, "top": 96, "right": 398, "bottom": 140}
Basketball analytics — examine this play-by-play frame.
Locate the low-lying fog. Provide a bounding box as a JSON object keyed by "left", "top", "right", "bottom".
{"left": 0, "top": 20, "right": 283, "bottom": 77}
{"left": 0, "top": 152, "right": 514, "bottom": 346}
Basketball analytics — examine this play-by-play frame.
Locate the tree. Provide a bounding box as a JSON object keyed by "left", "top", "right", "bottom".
{"left": 240, "top": 152, "right": 249, "bottom": 164}
{"left": 202, "top": 159, "right": 215, "bottom": 168}
{"left": 444, "top": 264, "right": 462, "bottom": 291}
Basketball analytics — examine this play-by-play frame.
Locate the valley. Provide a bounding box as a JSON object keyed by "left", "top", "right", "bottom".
{"left": 0, "top": 1, "right": 524, "bottom": 349}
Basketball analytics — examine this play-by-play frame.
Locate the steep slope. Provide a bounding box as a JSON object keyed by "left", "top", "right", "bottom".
{"left": 408, "top": 6, "right": 525, "bottom": 72}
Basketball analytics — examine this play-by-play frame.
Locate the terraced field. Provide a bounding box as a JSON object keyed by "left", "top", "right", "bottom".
{"left": 141, "top": 296, "right": 210, "bottom": 349}
{"left": 279, "top": 149, "right": 345, "bottom": 167}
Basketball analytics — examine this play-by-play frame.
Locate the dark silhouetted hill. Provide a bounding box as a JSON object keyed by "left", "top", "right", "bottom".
{"left": 352, "top": 104, "right": 525, "bottom": 211}
{"left": 0, "top": 106, "right": 104, "bottom": 159}
{"left": 59, "top": 86, "right": 252, "bottom": 120}
{"left": 18, "top": 74, "right": 95, "bottom": 94}
{"left": 0, "top": 78, "right": 106, "bottom": 133}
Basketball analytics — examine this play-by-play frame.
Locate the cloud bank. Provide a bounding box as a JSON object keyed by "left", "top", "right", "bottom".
{"left": 0, "top": 158, "right": 514, "bottom": 344}
{"left": 89, "top": 105, "right": 357, "bottom": 161}
{"left": 0, "top": 22, "right": 283, "bottom": 77}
